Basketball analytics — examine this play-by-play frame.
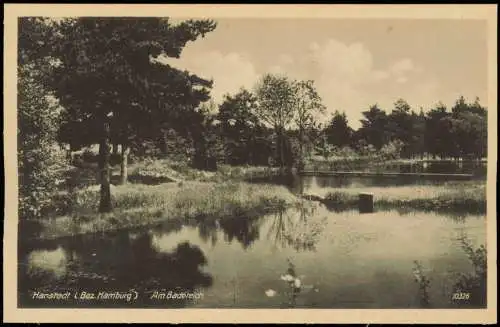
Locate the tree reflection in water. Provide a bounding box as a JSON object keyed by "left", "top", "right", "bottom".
{"left": 197, "top": 219, "right": 219, "bottom": 247}
{"left": 219, "top": 217, "right": 262, "bottom": 249}
{"left": 267, "top": 201, "right": 327, "bottom": 252}
{"left": 19, "top": 229, "right": 213, "bottom": 308}
{"left": 197, "top": 215, "right": 264, "bottom": 250}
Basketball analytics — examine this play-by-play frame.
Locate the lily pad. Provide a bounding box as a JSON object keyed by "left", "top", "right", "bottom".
{"left": 265, "top": 289, "right": 277, "bottom": 297}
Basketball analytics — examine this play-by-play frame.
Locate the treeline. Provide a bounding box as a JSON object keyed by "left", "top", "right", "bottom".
{"left": 321, "top": 96, "right": 487, "bottom": 161}
{"left": 145, "top": 92, "right": 487, "bottom": 170}
{"left": 145, "top": 76, "right": 326, "bottom": 171}
{"left": 18, "top": 17, "right": 487, "bottom": 218}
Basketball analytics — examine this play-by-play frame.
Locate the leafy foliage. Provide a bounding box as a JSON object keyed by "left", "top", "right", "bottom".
{"left": 412, "top": 260, "right": 431, "bottom": 307}
{"left": 52, "top": 17, "right": 216, "bottom": 149}
{"left": 217, "top": 88, "right": 264, "bottom": 165}
{"left": 45, "top": 17, "right": 217, "bottom": 210}
{"left": 18, "top": 18, "right": 69, "bottom": 222}
{"left": 323, "top": 110, "right": 353, "bottom": 148}
{"left": 323, "top": 96, "right": 487, "bottom": 161}
{"left": 453, "top": 236, "right": 487, "bottom": 307}
{"left": 254, "top": 74, "right": 297, "bottom": 169}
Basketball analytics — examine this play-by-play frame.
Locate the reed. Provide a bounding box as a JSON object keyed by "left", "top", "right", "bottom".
{"left": 37, "top": 181, "right": 298, "bottom": 240}
{"left": 320, "top": 182, "right": 486, "bottom": 214}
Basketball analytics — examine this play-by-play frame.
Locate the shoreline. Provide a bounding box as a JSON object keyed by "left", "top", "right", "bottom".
{"left": 302, "top": 183, "right": 486, "bottom": 215}
{"left": 21, "top": 158, "right": 487, "bottom": 242}
{"left": 21, "top": 181, "right": 299, "bottom": 242}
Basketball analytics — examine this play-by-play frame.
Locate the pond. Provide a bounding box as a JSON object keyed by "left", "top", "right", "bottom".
{"left": 18, "top": 202, "right": 486, "bottom": 309}
{"left": 272, "top": 160, "right": 488, "bottom": 192}
{"left": 306, "top": 160, "right": 487, "bottom": 177}
{"left": 248, "top": 173, "right": 485, "bottom": 195}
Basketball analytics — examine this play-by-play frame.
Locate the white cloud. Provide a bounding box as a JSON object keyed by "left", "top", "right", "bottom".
{"left": 268, "top": 39, "right": 439, "bottom": 129}
{"left": 306, "top": 39, "right": 374, "bottom": 86}
{"left": 163, "top": 50, "right": 259, "bottom": 104}
{"left": 390, "top": 58, "right": 415, "bottom": 76}
{"left": 162, "top": 38, "right": 441, "bottom": 130}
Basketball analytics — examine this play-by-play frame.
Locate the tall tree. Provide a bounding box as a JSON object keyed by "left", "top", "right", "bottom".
{"left": 217, "top": 88, "right": 261, "bottom": 165}
{"left": 51, "top": 17, "right": 216, "bottom": 212}
{"left": 292, "top": 80, "right": 325, "bottom": 169}
{"left": 18, "top": 18, "right": 65, "bottom": 222}
{"left": 254, "top": 74, "right": 296, "bottom": 170}
{"left": 357, "top": 104, "right": 390, "bottom": 150}
{"left": 189, "top": 100, "right": 224, "bottom": 171}
{"left": 425, "top": 102, "right": 455, "bottom": 159}
{"left": 387, "top": 98, "right": 415, "bottom": 158}
{"left": 324, "top": 110, "right": 353, "bottom": 148}
{"left": 449, "top": 96, "right": 487, "bottom": 159}
{"left": 410, "top": 108, "right": 427, "bottom": 159}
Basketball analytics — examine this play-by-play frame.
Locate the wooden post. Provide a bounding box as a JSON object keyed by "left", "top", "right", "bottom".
{"left": 359, "top": 192, "right": 374, "bottom": 213}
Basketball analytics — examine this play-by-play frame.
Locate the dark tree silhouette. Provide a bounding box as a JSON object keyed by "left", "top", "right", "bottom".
{"left": 50, "top": 17, "right": 217, "bottom": 211}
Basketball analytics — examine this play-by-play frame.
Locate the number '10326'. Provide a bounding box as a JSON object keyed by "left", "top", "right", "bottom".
{"left": 452, "top": 292, "right": 470, "bottom": 300}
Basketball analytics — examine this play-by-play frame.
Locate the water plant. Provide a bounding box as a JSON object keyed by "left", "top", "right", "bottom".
{"left": 279, "top": 259, "right": 302, "bottom": 307}
{"left": 411, "top": 235, "right": 487, "bottom": 309}
{"left": 412, "top": 260, "right": 431, "bottom": 308}
{"left": 452, "top": 235, "right": 487, "bottom": 307}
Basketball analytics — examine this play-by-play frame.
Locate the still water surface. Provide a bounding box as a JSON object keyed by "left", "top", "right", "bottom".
{"left": 253, "top": 160, "right": 487, "bottom": 192}
{"left": 19, "top": 201, "right": 485, "bottom": 308}
{"left": 250, "top": 173, "right": 485, "bottom": 196}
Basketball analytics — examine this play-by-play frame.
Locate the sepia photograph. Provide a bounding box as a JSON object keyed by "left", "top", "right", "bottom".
{"left": 4, "top": 3, "right": 497, "bottom": 324}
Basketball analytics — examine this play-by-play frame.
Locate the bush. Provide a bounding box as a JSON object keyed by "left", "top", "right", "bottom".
{"left": 82, "top": 148, "right": 97, "bottom": 163}
{"left": 453, "top": 236, "right": 487, "bottom": 307}
{"left": 130, "top": 139, "right": 163, "bottom": 161}
{"left": 18, "top": 63, "right": 68, "bottom": 222}
{"left": 380, "top": 140, "right": 404, "bottom": 160}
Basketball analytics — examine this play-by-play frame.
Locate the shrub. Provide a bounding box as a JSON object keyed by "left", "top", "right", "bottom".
{"left": 380, "top": 140, "right": 404, "bottom": 160}
{"left": 82, "top": 148, "right": 98, "bottom": 163}
{"left": 18, "top": 63, "right": 68, "bottom": 222}
{"left": 412, "top": 260, "right": 431, "bottom": 307}
{"left": 452, "top": 236, "right": 487, "bottom": 307}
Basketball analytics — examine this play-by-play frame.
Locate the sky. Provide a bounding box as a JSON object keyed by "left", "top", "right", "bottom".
{"left": 163, "top": 18, "right": 488, "bottom": 129}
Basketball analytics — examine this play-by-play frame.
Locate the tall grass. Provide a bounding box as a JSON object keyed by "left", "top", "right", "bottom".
{"left": 128, "top": 158, "right": 283, "bottom": 184}
{"left": 452, "top": 235, "right": 487, "bottom": 307}
{"left": 412, "top": 260, "right": 431, "bottom": 308}
{"left": 38, "top": 181, "right": 298, "bottom": 240}
{"left": 412, "top": 236, "right": 487, "bottom": 308}
{"left": 319, "top": 182, "right": 486, "bottom": 214}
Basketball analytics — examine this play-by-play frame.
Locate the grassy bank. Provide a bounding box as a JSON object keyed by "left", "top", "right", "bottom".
{"left": 34, "top": 156, "right": 486, "bottom": 240}
{"left": 62, "top": 158, "right": 283, "bottom": 188}
{"left": 36, "top": 181, "right": 299, "bottom": 240}
{"left": 307, "top": 182, "right": 486, "bottom": 214}
{"left": 128, "top": 158, "right": 283, "bottom": 183}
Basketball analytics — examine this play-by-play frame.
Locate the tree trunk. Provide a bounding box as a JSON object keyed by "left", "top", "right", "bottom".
{"left": 298, "top": 128, "right": 304, "bottom": 171}
{"left": 163, "top": 132, "right": 168, "bottom": 155}
{"left": 279, "top": 129, "right": 285, "bottom": 170}
{"left": 112, "top": 143, "right": 119, "bottom": 155}
{"left": 120, "top": 143, "right": 129, "bottom": 185}
{"left": 66, "top": 148, "right": 72, "bottom": 164}
{"left": 99, "top": 119, "right": 112, "bottom": 213}
{"left": 248, "top": 137, "right": 254, "bottom": 166}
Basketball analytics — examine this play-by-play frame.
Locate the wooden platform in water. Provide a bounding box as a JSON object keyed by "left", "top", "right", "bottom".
{"left": 299, "top": 171, "right": 475, "bottom": 178}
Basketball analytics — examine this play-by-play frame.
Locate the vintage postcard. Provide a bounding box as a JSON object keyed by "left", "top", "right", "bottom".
{"left": 3, "top": 3, "right": 497, "bottom": 324}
